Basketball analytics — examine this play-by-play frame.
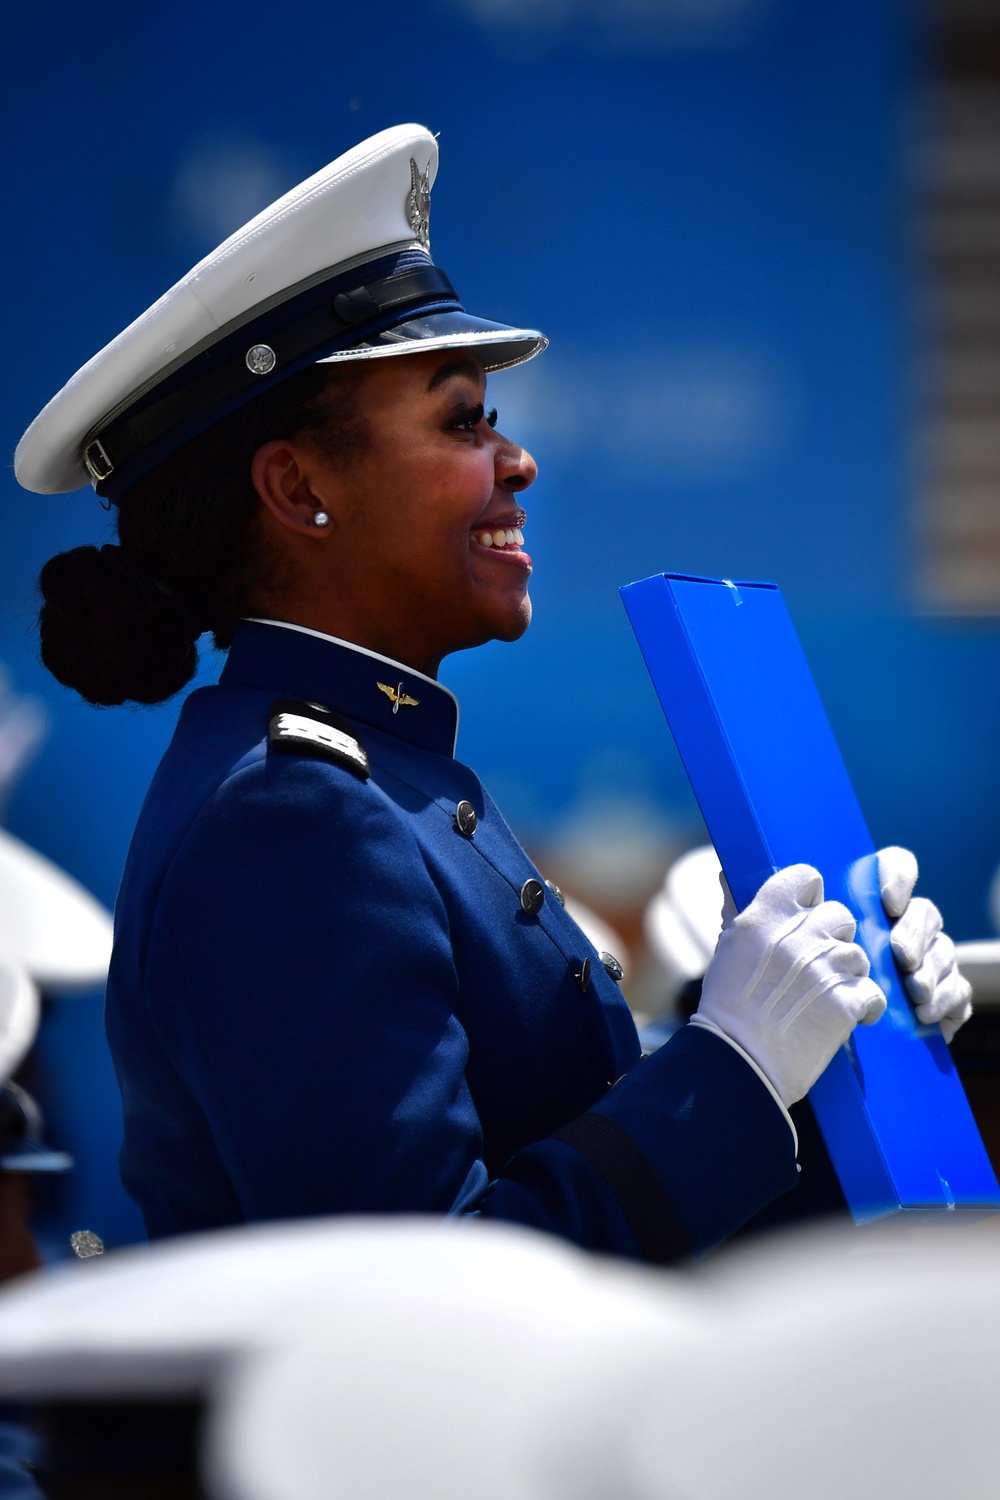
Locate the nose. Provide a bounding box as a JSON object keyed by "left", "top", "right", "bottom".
{"left": 494, "top": 431, "right": 537, "bottom": 493}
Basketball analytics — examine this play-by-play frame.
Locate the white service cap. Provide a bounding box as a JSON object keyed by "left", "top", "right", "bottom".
{"left": 15, "top": 124, "right": 546, "bottom": 501}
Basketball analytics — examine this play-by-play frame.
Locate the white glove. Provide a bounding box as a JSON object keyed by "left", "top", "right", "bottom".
{"left": 692, "top": 864, "right": 886, "bottom": 1108}
{"left": 877, "top": 846, "right": 972, "bottom": 1044}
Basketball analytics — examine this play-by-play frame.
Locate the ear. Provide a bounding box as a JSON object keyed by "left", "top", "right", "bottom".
{"left": 251, "top": 439, "right": 338, "bottom": 536}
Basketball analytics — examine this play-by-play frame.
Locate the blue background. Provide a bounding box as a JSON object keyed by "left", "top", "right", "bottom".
{"left": 6, "top": 0, "right": 998, "bottom": 1248}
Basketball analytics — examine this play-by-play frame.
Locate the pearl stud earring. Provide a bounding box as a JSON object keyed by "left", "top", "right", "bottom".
{"left": 313, "top": 511, "right": 330, "bottom": 528}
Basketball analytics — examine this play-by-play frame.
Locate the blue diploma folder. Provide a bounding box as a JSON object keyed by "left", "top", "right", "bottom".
{"left": 621, "top": 571, "right": 1000, "bottom": 1221}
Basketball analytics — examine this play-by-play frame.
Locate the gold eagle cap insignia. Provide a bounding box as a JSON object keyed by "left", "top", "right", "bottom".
{"left": 377, "top": 681, "right": 420, "bottom": 715}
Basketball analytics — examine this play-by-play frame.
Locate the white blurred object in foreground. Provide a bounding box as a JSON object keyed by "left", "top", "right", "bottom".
{"left": 0, "top": 828, "right": 112, "bottom": 992}
{"left": 0, "top": 1218, "right": 683, "bottom": 1405}
{"left": 0, "top": 667, "right": 46, "bottom": 817}
{"left": 628, "top": 1223, "right": 1000, "bottom": 1500}
{"left": 0, "top": 1217, "right": 690, "bottom": 1500}
{"left": 644, "top": 843, "right": 722, "bottom": 1006}
{"left": 0, "top": 958, "right": 38, "bottom": 1089}
{"left": 218, "top": 1220, "right": 1000, "bottom": 1500}
{"left": 0, "top": 1216, "right": 998, "bottom": 1497}
{"left": 955, "top": 938, "right": 1000, "bottom": 1007}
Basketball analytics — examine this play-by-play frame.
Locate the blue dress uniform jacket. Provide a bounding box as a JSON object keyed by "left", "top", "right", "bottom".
{"left": 105, "top": 620, "right": 799, "bottom": 1261}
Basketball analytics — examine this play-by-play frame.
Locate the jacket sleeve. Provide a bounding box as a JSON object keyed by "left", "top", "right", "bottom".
{"left": 479, "top": 1026, "right": 799, "bottom": 1261}
{"left": 146, "top": 756, "right": 798, "bottom": 1261}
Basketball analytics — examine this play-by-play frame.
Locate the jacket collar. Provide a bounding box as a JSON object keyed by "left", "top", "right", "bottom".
{"left": 221, "top": 619, "right": 459, "bottom": 758}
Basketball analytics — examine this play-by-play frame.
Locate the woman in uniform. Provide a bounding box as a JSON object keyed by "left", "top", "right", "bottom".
{"left": 15, "top": 125, "right": 971, "bottom": 1260}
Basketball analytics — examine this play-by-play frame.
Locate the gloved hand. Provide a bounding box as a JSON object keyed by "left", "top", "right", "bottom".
{"left": 692, "top": 864, "right": 886, "bottom": 1108}
{"left": 877, "top": 846, "right": 972, "bottom": 1044}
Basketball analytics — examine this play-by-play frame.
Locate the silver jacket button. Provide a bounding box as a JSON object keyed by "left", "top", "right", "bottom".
{"left": 599, "top": 951, "right": 624, "bottom": 983}
{"left": 454, "top": 800, "right": 478, "bottom": 837}
{"left": 544, "top": 878, "right": 565, "bottom": 906}
{"left": 519, "top": 878, "right": 545, "bottom": 916}
{"left": 576, "top": 956, "right": 592, "bottom": 994}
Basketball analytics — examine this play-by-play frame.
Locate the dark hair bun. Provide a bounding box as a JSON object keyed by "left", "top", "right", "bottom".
{"left": 39, "top": 545, "right": 197, "bottom": 706}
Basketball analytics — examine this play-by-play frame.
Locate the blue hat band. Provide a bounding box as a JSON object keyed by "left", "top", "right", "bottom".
{"left": 85, "top": 249, "right": 461, "bottom": 501}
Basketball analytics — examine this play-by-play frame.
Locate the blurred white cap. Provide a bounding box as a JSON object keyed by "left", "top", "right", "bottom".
{"left": 0, "top": 1218, "right": 686, "bottom": 1407}
{"left": 15, "top": 124, "right": 544, "bottom": 501}
{"left": 627, "top": 1222, "right": 1000, "bottom": 1500}
{"left": 0, "top": 828, "right": 112, "bottom": 992}
{"left": 0, "top": 1213, "right": 999, "bottom": 1498}
{"left": 208, "top": 1222, "right": 689, "bottom": 1500}
{"left": 0, "top": 958, "right": 39, "bottom": 1088}
{"left": 644, "top": 844, "right": 723, "bottom": 1004}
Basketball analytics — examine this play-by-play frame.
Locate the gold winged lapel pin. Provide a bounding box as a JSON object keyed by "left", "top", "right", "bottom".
{"left": 377, "top": 681, "right": 420, "bottom": 716}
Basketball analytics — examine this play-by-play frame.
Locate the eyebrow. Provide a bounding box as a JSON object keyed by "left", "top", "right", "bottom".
{"left": 427, "top": 357, "right": 485, "bottom": 391}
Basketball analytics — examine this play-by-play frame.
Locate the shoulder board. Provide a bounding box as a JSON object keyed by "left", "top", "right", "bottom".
{"left": 267, "top": 699, "right": 370, "bottom": 781}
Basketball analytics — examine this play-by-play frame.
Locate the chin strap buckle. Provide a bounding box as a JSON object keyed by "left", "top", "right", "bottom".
{"left": 83, "top": 437, "right": 114, "bottom": 484}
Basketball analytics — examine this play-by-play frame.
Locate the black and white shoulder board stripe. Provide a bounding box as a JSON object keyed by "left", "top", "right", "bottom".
{"left": 268, "top": 698, "right": 370, "bottom": 780}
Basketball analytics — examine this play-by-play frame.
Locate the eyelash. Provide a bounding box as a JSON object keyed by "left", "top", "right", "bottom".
{"left": 449, "top": 403, "right": 498, "bottom": 433}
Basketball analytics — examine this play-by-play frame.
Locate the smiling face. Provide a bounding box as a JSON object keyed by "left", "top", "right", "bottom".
{"left": 250, "top": 350, "right": 538, "bottom": 678}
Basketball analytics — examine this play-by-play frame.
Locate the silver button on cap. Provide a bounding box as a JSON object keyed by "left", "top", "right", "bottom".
{"left": 246, "top": 343, "right": 277, "bottom": 375}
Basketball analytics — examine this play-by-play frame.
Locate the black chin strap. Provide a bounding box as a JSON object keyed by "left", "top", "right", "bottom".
{"left": 84, "top": 263, "right": 459, "bottom": 488}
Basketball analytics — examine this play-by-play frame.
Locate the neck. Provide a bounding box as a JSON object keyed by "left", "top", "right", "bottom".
{"left": 252, "top": 603, "right": 443, "bottom": 679}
